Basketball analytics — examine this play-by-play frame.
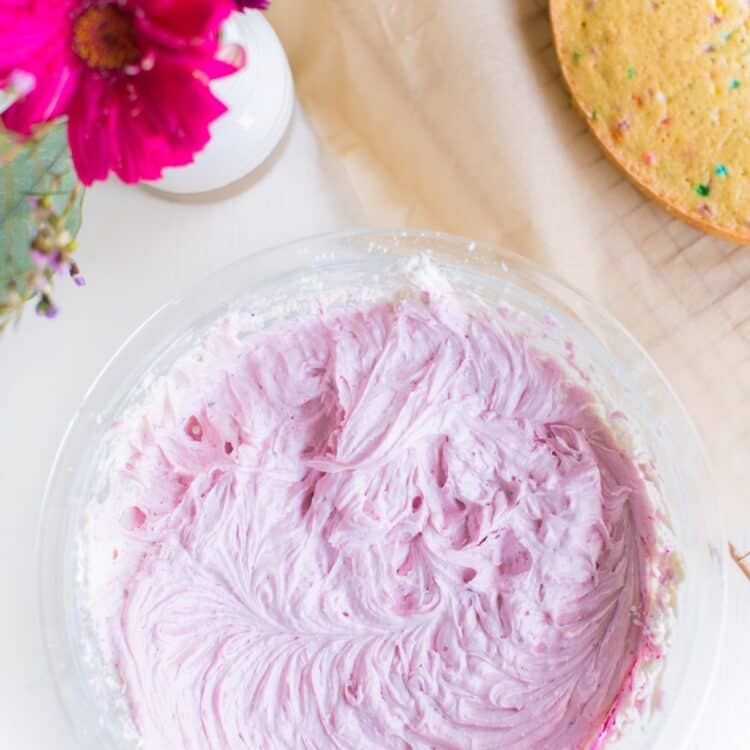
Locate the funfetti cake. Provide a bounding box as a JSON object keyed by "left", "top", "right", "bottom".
{"left": 552, "top": 0, "right": 750, "bottom": 243}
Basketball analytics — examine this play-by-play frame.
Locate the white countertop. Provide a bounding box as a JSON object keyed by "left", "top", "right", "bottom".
{"left": 0, "top": 105, "right": 747, "bottom": 749}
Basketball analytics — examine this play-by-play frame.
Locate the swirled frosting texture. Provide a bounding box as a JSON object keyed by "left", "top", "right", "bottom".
{"left": 87, "top": 294, "right": 658, "bottom": 750}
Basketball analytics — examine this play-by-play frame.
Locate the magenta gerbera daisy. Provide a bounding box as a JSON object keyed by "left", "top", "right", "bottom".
{"left": 0, "top": 0, "right": 241, "bottom": 185}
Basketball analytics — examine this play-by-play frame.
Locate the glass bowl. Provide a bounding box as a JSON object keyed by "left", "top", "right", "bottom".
{"left": 37, "top": 229, "right": 726, "bottom": 750}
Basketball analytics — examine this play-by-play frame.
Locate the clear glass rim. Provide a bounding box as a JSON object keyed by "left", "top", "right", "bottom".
{"left": 36, "top": 227, "right": 727, "bottom": 749}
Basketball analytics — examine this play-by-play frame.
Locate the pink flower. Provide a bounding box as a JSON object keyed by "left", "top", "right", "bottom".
{"left": 0, "top": 0, "right": 241, "bottom": 185}
{"left": 236, "top": 0, "right": 270, "bottom": 8}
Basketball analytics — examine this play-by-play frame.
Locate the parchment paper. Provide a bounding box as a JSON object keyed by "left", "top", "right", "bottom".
{"left": 269, "top": 0, "right": 750, "bottom": 536}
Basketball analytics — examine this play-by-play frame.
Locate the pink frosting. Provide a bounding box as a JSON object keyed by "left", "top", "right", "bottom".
{"left": 87, "top": 294, "right": 656, "bottom": 750}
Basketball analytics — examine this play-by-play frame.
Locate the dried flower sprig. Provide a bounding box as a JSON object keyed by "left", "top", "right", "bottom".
{"left": 0, "top": 122, "right": 83, "bottom": 332}
{"left": 0, "top": 190, "right": 84, "bottom": 328}
{"left": 29, "top": 191, "right": 85, "bottom": 315}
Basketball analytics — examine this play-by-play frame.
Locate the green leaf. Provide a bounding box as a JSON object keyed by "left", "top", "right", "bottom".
{"left": 0, "top": 120, "right": 84, "bottom": 327}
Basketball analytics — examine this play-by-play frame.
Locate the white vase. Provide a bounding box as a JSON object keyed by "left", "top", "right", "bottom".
{"left": 152, "top": 10, "right": 294, "bottom": 195}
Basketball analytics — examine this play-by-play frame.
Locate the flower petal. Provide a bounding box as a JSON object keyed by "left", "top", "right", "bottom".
{"left": 135, "top": 0, "right": 235, "bottom": 49}
{"left": 162, "top": 48, "right": 241, "bottom": 80}
{"left": 216, "top": 42, "right": 246, "bottom": 71}
{"left": 0, "top": 0, "right": 77, "bottom": 130}
{"left": 2, "top": 58, "right": 79, "bottom": 134}
{"left": 0, "top": 1, "right": 72, "bottom": 74}
{"left": 67, "top": 58, "right": 228, "bottom": 185}
{"left": 236, "top": 0, "right": 270, "bottom": 9}
{"left": 65, "top": 75, "right": 111, "bottom": 185}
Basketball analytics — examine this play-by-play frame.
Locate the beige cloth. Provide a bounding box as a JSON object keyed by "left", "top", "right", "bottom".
{"left": 269, "top": 0, "right": 750, "bottom": 530}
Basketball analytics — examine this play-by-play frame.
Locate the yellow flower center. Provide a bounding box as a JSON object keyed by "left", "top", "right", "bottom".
{"left": 72, "top": 6, "right": 140, "bottom": 71}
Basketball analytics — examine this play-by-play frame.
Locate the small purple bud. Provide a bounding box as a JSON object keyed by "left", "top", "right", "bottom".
{"left": 33, "top": 250, "right": 63, "bottom": 273}
{"left": 30, "top": 249, "right": 47, "bottom": 268}
{"left": 69, "top": 262, "right": 86, "bottom": 286}
{"left": 35, "top": 293, "right": 59, "bottom": 319}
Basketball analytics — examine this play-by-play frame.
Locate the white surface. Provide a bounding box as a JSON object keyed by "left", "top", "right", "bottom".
{"left": 0, "top": 102, "right": 748, "bottom": 749}
{"left": 153, "top": 11, "right": 294, "bottom": 195}
{"left": 0, "top": 106, "right": 364, "bottom": 746}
